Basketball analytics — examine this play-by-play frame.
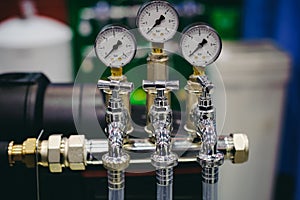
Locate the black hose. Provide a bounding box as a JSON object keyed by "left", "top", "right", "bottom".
{"left": 0, "top": 141, "right": 8, "bottom": 168}
{"left": 0, "top": 72, "right": 107, "bottom": 141}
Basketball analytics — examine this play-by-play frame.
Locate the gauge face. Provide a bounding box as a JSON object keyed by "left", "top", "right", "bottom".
{"left": 137, "top": 1, "right": 179, "bottom": 43}
{"left": 180, "top": 24, "right": 222, "bottom": 67}
{"left": 94, "top": 26, "right": 136, "bottom": 68}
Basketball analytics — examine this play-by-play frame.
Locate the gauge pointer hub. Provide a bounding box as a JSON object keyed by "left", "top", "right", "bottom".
{"left": 105, "top": 40, "right": 122, "bottom": 58}
{"left": 147, "top": 15, "right": 165, "bottom": 34}
{"left": 189, "top": 39, "right": 208, "bottom": 57}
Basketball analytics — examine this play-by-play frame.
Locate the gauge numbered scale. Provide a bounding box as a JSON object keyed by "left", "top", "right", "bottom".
{"left": 180, "top": 24, "right": 222, "bottom": 67}
{"left": 136, "top": 1, "right": 179, "bottom": 43}
{"left": 95, "top": 26, "right": 137, "bottom": 68}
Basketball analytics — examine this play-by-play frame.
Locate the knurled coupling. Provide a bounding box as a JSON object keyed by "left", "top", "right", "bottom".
{"left": 197, "top": 152, "right": 224, "bottom": 184}
{"left": 102, "top": 153, "right": 130, "bottom": 171}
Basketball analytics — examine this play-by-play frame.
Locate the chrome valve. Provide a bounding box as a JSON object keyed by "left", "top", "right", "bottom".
{"left": 97, "top": 79, "right": 133, "bottom": 136}
{"left": 190, "top": 75, "right": 224, "bottom": 200}
{"left": 143, "top": 80, "right": 179, "bottom": 136}
{"left": 143, "top": 80, "right": 179, "bottom": 200}
{"left": 192, "top": 76, "right": 217, "bottom": 151}
{"left": 98, "top": 79, "right": 133, "bottom": 199}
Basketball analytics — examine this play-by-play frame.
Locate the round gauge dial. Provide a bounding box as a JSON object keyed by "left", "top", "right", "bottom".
{"left": 94, "top": 26, "right": 136, "bottom": 68}
{"left": 136, "top": 1, "right": 179, "bottom": 43}
{"left": 180, "top": 24, "right": 222, "bottom": 67}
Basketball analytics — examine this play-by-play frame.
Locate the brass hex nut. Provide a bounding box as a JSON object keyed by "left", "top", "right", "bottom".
{"left": 232, "top": 133, "right": 249, "bottom": 163}
{"left": 48, "top": 135, "right": 62, "bottom": 173}
{"left": 23, "top": 138, "right": 36, "bottom": 155}
{"left": 22, "top": 138, "right": 37, "bottom": 168}
{"left": 68, "top": 135, "right": 86, "bottom": 170}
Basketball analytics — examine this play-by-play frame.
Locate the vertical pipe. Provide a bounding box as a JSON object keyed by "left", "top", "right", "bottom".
{"left": 156, "top": 168, "right": 173, "bottom": 200}
{"left": 202, "top": 182, "right": 218, "bottom": 200}
{"left": 108, "top": 170, "right": 125, "bottom": 200}
{"left": 201, "top": 166, "right": 219, "bottom": 200}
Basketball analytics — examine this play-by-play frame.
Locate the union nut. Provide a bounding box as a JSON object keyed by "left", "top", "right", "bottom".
{"left": 231, "top": 133, "right": 249, "bottom": 163}
{"left": 48, "top": 135, "right": 63, "bottom": 173}
{"left": 67, "top": 135, "right": 87, "bottom": 170}
{"left": 47, "top": 135, "right": 87, "bottom": 172}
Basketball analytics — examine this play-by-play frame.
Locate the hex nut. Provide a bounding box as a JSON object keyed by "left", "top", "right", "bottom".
{"left": 68, "top": 135, "right": 86, "bottom": 170}
{"left": 232, "top": 133, "right": 249, "bottom": 163}
{"left": 48, "top": 135, "right": 62, "bottom": 173}
{"left": 22, "top": 138, "right": 37, "bottom": 168}
{"left": 23, "top": 138, "right": 36, "bottom": 155}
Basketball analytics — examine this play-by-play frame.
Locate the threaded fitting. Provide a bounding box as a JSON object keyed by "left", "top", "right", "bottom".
{"left": 108, "top": 170, "right": 125, "bottom": 189}
{"left": 156, "top": 168, "right": 173, "bottom": 186}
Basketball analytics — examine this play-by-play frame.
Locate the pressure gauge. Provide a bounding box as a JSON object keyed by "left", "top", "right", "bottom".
{"left": 95, "top": 25, "right": 136, "bottom": 68}
{"left": 136, "top": 1, "right": 179, "bottom": 43}
{"left": 180, "top": 24, "right": 222, "bottom": 67}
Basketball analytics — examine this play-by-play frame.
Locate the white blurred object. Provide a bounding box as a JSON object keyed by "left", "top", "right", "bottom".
{"left": 0, "top": 0, "right": 73, "bottom": 82}
{"left": 217, "top": 40, "right": 290, "bottom": 200}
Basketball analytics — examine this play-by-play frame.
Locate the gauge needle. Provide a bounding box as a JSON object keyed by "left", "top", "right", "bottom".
{"left": 146, "top": 15, "right": 165, "bottom": 34}
{"left": 104, "top": 40, "right": 122, "bottom": 58}
{"left": 188, "top": 39, "right": 208, "bottom": 57}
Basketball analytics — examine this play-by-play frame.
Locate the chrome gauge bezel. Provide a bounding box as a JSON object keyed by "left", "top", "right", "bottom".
{"left": 94, "top": 25, "right": 137, "bottom": 68}
{"left": 180, "top": 23, "right": 222, "bottom": 67}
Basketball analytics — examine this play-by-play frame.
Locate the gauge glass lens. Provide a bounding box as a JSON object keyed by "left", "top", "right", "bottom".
{"left": 180, "top": 24, "right": 222, "bottom": 67}
{"left": 95, "top": 26, "right": 136, "bottom": 68}
{"left": 137, "top": 1, "right": 179, "bottom": 43}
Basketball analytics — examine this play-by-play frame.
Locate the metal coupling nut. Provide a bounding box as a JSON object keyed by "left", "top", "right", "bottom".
{"left": 48, "top": 134, "right": 62, "bottom": 173}
{"left": 151, "top": 152, "right": 178, "bottom": 169}
{"left": 232, "top": 133, "right": 249, "bottom": 163}
{"left": 102, "top": 153, "right": 130, "bottom": 171}
{"left": 67, "top": 135, "right": 87, "bottom": 170}
{"left": 197, "top": 152, "right": 224, "bottom": 168}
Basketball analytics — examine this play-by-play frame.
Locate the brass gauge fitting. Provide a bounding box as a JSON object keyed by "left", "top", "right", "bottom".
{"left": 8, "top": 138, "right": 37, "bottom": 168}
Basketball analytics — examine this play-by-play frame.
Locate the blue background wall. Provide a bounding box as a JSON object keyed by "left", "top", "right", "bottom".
{"left": 243, "top": 0, "right": 300, "bottom": 199}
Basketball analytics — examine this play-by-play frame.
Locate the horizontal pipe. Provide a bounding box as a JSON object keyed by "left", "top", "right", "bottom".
{"left": 85, "top": 136, "right": 234, "bottom": 165}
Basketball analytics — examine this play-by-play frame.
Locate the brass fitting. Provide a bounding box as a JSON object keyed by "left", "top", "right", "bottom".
{"left": 23, "top": 134, "right": 86, "bottom": 173}
{"left": 217, "top": 133, "right": 249, "bottom": 163}
{"left": 48, "top": 134, "right": 63, "bottom": 173}
{"left": 152, "top": 48, "right": 163, "bottom": 54}
{"left": 232, "top": 133, "right": 249, "bottom": 163}
{"left": 110, "top": 67, "right": 123, "bottom": 77}
{"left": 8, "top": 138, "right": 37, "bottom": 168}
{"left": 45, "top": 134, "right": 87, "bottom": 173}
{"left": 190, "top": 66, "right": 205, "bottom": 81}
{"left": 68, "top": 135, "right": 86, "bottom": 170}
